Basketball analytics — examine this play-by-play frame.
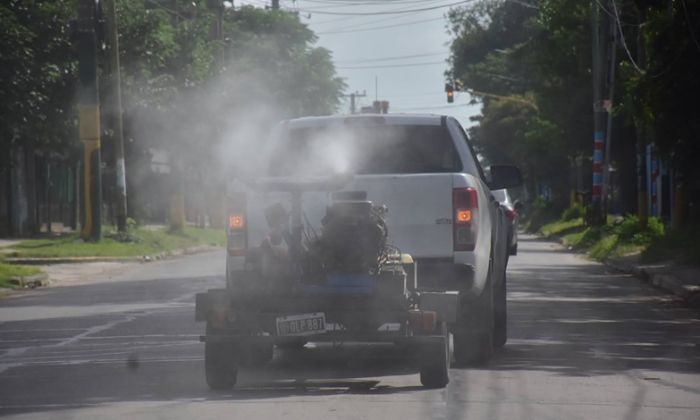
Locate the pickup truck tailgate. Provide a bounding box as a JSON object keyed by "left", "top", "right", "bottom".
{"left": 348, "top": 174, "right": 454, "bottom": 258}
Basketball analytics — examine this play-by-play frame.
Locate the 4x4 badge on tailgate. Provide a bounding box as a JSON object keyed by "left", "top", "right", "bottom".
{"left": 435, "top": 218, "right": 452, "bottom": 225}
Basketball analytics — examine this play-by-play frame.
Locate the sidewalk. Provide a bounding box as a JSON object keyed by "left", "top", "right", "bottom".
{"left": 1, "top": 234, "right": 221, "bottom": 294}
{"left": 2, "top": 244, "right": 218, "bottom": 265}
{"left": 0, "top": 239, "right": 22, "bottom": 250}
{"left": 605, "top": 253, "right": 700, "bottom": 309}
{"left": 537, "top": 231, "right": 700, "bottom": 309}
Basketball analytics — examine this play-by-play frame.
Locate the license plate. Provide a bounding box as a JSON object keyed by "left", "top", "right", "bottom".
{"left": 276, "top": 313, "right": 326, "bottom": 337}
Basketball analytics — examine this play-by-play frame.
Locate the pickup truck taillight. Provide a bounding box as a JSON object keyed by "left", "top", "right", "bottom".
{"left": 227, "top": 194, "right": 247, "bottom": 256}
{"left": 453, "top": 188, "right": 478, "bottom": 252}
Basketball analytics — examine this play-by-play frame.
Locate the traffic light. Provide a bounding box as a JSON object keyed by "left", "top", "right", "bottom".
{"left": 445, "top": 83, "right": 454, "bottom": 103}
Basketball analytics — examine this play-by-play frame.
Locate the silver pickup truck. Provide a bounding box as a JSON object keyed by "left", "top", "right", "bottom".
{"left": 196, "top": 114, "right": 522, "bottom": 389}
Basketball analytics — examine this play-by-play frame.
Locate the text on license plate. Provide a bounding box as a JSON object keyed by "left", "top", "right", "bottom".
{"left": 276, "top": 313, "right": 326, "bottom": 337}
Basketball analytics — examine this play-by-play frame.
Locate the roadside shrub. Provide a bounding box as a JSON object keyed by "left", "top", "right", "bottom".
{"left": 643, "top": 223, "right": 699, "bottom": 264}
{"left": 615, "top": 215, "right": 641, "bottom": 239}
{"left": 561, "top": 204, "right": 585, "bottom": 221}
{"left": 526, "top": 198, "right": 560, "bottom": 233}
{"left": 531, "top": 196, "right": 548, "bottom": 211}
{"left": 590, "top": 233, "right": 619, "bottom": 260}
{"left": 614, "top": 215, "right": 665, "bottom": 245}
{"left": 126, "top": 217, "right": 139, "bottom": 231}
{"left": 108, "top": 218, "right": 141, "bottom": 243}
{"left": 565, "top": 226, "right": 602, "bottom": 249}
{"left": 647, "top": 217, "right": 665, "bottom": 238}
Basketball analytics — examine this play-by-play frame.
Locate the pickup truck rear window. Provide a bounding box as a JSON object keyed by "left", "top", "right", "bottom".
{"left": 268, "top": 125, "right": 462, "bottom": 176}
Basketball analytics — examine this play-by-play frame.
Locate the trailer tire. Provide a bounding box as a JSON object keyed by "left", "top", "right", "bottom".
{"left": 205, "top": 341, "right": 238, "bottom": 390}
{"left": 248, "top": 343, "right": 274, "bottom": 366}
{"left": 420, "top": 322, "right": 449, "bottom": 389}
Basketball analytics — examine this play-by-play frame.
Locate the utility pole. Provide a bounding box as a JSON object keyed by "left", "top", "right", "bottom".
{"left": 375, "top": 76, "right": 378, "bottom": 101}
{"left": 635, "top": 15, "right": 648, "bottom": 229}
{"left": 216, "top": 1, "right": 224, "bottom": 66}
{"left": 46, "top": 162, "right": 52, "bottom": 234}
{"left": 344, "top": 90, "right": 367, "bottom": 114}
{"left": 104, "top": 0, "right": 128, "bottom": 233}
{"left": 601, "top": 4, "right": 617, "bottom": 217}
{"left": 590, "top": 0, "right": 609, "bottom": 225}
{"left": 77, "top": 0, "right": 102, "bottom": 240}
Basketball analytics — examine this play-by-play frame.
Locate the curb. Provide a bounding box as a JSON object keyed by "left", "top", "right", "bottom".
{"left": 5, "top": 256, "right": 142, "bottom": 265}
{"left": 8, "top": 272, "right": 50, "bottom": 289}
{"left": 538, "top": 232, "right": 700, "bottom": 309}
{"left": 604, "top": 259, "right": 700, "bottom": 308}
{"left": 4, "top": 245, "right": 221, "bottom": 265}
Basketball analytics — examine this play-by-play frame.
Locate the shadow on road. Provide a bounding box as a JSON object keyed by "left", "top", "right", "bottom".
{"left": 0, "top": 343, "right": 425, "bottom": 415}
{"left": 2, "top": 236, "right": 700, "bottom": 416}
{"left": 485, "top": 237, "right": 700, "bottom": 377}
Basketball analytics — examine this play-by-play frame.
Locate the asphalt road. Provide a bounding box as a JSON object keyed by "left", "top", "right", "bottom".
{"left": 1, "top": 235, "right": 699, "bottom": 419}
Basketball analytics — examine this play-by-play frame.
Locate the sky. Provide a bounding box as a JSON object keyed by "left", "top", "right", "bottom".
{"left": 236, "top": 0, "right": 482, "bottom": 128}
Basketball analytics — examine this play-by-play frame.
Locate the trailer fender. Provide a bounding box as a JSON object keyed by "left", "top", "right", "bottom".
{"left": 420, "top": 291, "right": 459, "bottom": 323}
{"left": 195, "top": 289, "right": 230, "bottom": 323}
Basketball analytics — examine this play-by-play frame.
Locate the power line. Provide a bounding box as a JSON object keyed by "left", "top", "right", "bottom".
{"left": 610, "top": 0, "right": 645, "bottom": 74}
{"left": 393, "top": 103, "right": 473, "bottom": 111}
{"left": 294, "top": 0, "right": 447, "bottom": 24}
{"left": 144, "top": 0, "right": 189, "bottom": 21}
{"left": 336, "top": 60, "right": 446, "bottom": 69}
{"left": 336, "top": 51, "right": 448, "bottom": 64}
{"left": 312, "top": 7, "right": 436, "bottom": 29}
{"left": 301, "top": 0, "right": 438, "bottom": 3}
{"left": 506, "top": 0, "right": 538, "bottom": 10}
{"left": 465, "top": 88, "right": 537, "bottom": 107}
{"left": 594, "top": 0, "right": 638, "bottom": 27}
{"left": 680, "top": 0, "right": 700, "bottom": 54}
{"left": 296, "top": 0, "right": 471, "bottom": 16}
{"left": 605, "top": 0, "right": 686, "bottom": 78}
{"left": 304, "top": 15, "right": 356, "bottom": 25}
{"left": 298, "top": 0, "right": 445, "bottom": 10}
{"left": 383, "top": 91, "right": 446, "bottom": 99}
{"left": 318, "top": 16, "right": 446, "bottom": 34}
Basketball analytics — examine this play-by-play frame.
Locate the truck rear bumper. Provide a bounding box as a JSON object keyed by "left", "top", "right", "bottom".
{"left": 416, "top": 259, "right": 474, "bottom": 293}
{"left": 200, "top": 333, "right": 445, "bottom": 346}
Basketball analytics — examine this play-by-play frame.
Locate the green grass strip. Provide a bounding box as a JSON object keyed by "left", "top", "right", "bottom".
{"left": 0, "top": 262, "right": 41, "bottom": 288}
{"left": 6, "top": 226, "right": 225, "bottom": 259}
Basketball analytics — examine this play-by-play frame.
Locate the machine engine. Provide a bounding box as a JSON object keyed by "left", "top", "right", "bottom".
{"left": 314, "top": 198, "right": 388, "bottom": 274}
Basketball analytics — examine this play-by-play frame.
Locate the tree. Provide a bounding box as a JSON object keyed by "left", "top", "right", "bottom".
{"left": 448, "top": 0, "right": 590, "bottom": 207}
{"left": 1, "top": 1, "right": 346, "bottom": 226}
{"left": 0, "top": 0, "right": 79, "bottom": 165}
{"left": 113, "top": 3, "right": 346, "bottom": 221}
{"left": 618, "top": 1, "right": 700, "bottom": 201}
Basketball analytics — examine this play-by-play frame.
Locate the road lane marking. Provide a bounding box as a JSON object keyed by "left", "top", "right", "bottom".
{"left": 0, "top": 290, "right": 203, "bottom": 374}
{"left": 0, "top": 302, "right": 193, "bottom": 322}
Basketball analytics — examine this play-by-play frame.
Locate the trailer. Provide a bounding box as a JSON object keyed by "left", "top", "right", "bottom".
{"left": 195, "top": 178, "right": 457, "bottom": 389}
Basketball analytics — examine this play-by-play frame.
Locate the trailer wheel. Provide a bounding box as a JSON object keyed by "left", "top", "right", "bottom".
{"left": 204, "top": 325, "right": 238, "bottom": 390}
{"left": 420, "top": 322, "right": 449, "bottom": 389}
{"left": 248, "top": 342, "right": 274, "bottom": 366}
{"left": 205, "top": 341, "right": 238, "bottom": 390}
